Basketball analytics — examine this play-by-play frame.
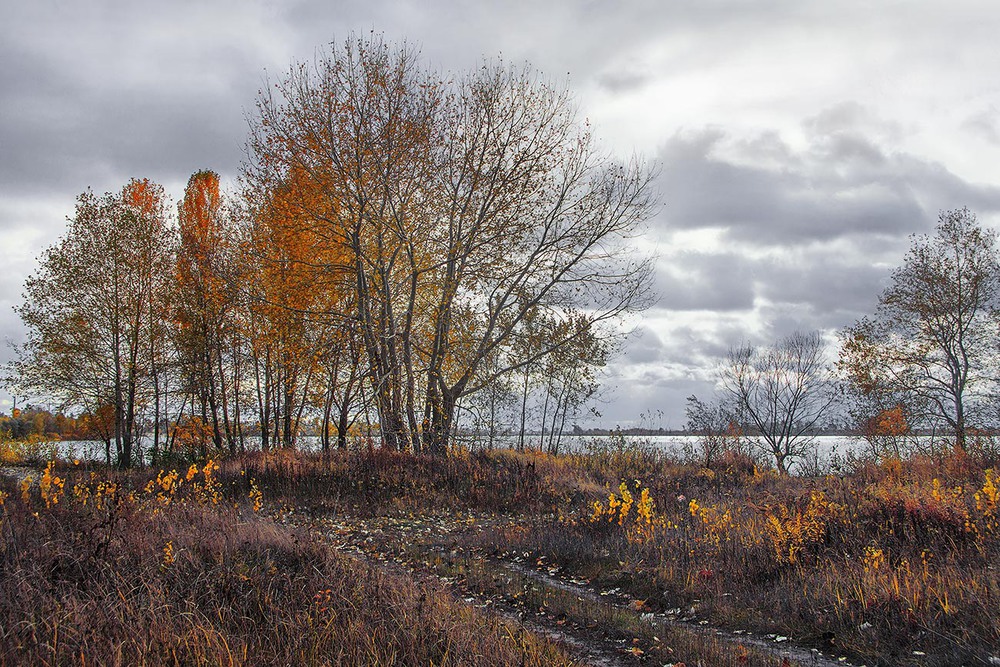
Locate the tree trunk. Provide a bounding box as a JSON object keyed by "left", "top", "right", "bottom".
{"left": 518, "top": 366, "right": 530, "bottom": 452}
{"left": 151, "top": 366, "right": 161, "bottom": 465}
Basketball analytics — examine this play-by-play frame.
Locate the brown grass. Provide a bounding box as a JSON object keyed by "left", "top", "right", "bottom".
{"left": 226, "top": 440, "right": 1000, "bottom": 665}
{"left": 220, "top": 447, "right": 598, "bottom": 514}
{"left": 474, "top": 446, "right": 1000, "bottom": 666}
{"left": 5, "top": 440, "right": 1000, "bottom": 666}
{"left": 0, "top": 463, "right": 572, "bottom": 666}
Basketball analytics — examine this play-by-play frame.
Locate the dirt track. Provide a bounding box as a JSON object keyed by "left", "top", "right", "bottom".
{"left": 283, "top": 507, "right": 857, "bottom": 667}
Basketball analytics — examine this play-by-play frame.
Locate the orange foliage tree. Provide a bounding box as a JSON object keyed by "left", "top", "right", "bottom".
{"left": 839, "top": 209, "right": 1000, "bottom": 451}
{"left": 239, "top": 162, "right": 358, "bottom": 449}
{"left": 860, "top": 404, "right": 911, "bottom": 459}
{"left": 175, "top": 170, "right": 238, "bottom": 454}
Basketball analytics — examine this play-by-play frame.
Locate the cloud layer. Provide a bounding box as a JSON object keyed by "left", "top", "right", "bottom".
{"left": 4, "top": 0, "right": 1000, "bottom": 425}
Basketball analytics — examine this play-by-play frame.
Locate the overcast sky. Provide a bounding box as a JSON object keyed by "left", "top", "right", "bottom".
{"left": 3, "top": 0, "right": 1000, "bottom": 428}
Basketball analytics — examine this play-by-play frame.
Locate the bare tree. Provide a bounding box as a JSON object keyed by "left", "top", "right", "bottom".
{"left": 416, "top": 62, "right": 655, "bottom": 454}
{"left": 684, "top": 394, "right": 750, "bottom": 468}
{"left": 839, "top": 208, "right": 1000, "bottom": 450}
{"left": 722, "top": 331, "right": 835, "bottom": 474}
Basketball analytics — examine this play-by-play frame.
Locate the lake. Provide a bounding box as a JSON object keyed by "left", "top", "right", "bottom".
{"left": 46, "top": 433, "right": 875, "bottom": 474}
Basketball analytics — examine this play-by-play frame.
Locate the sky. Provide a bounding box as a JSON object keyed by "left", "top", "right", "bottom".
{"left": 3, "top": 0, "right": 1000, "bottom": 429}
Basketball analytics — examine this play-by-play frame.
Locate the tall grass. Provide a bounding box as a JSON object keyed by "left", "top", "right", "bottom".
{"left": 0, "top": 433, "right": 58, "bottom": 466}
{"left": 5, "top": 441, "right": 1000, "bottom": 665}
{"left": 222, "top": 447, "right": 600, "bottom": 513}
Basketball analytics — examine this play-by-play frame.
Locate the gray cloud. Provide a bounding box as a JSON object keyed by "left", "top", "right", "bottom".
{"left": 962, "top": 107, "right": 1000, "bottom": 146}
{"left": 757, "top": 254, "right": 886, "bottom": 316}
{"left": 655, "top": 252, "right": 756, "bottom": 312}
{"left": 620, "top": 317, "right": 755, "bottom": 374}
{"left": 3, "top": 0, "right": 1000, "bottom": 427}
{"left": 650, "top": 245, "right": 888, "bottom": 335}
{"left": 622, "top": 325, "right": 667, "bottom": 365}
{"left": 656, "top": 117, "right": 1000, "bottom": 249}
{"left": 0, "top": 4, "right": 263, "bottom": 202}
{"left": 596, "top": 68, "right": 652, "bottom": 95}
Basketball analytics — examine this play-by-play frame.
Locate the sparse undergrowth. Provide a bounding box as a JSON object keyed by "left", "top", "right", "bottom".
{"left": 467, "top": 446, "right": 1000, "bottom": 666}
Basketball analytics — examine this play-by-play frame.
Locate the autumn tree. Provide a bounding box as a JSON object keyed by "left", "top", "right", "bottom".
{"left": 75, "top": 403, "right": 117, "bottom": 461}
{"left": 239, "top": 161, "right": 357, "bottom": 450}
{"left": 511, "top": 302, "right": 549, "bottom": 451}
{"left": 858, "top": 404, "right": 913, "bottom": 460}
{"left": 13, "top": 180, "right": 175, "bottom": 467}
{"left": 417, "top": 63, "right": 654, "bottom": 454}
{"left": 463, "top": 346, "right": 518, "bottom": 449}
{"left": 241, "top": 189, "right": 313, "bottom": 450}
{"left": 246, "top": 36, "right": 439, "bottom": 451}
{"left": 247, "top": 34, "right": 656, "bottom": 453}
{"left": 537, "top": 315, "right": 608, "bottom": 454}
{"left": 175, "top": 170, "right": 237, "bottom": 453}
{"left": 838, "top": 359, "right": 928, "bottom": 460}
{"left": 315, "top": 316, "right": 364, "bottom": 450}
{"left": 722, "top": 331, "right": 835, "bottom": 474}
{"left": 839, "top": 209, "right": 1000, "bottom": 451}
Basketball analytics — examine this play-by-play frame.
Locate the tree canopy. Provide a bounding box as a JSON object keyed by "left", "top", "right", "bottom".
{"left": 13, "top": 180, "right": 175, "bottom": 466}
{"left": 10, "top": 34, "right": 656, "bottom": 462}
{"left": 245, "top": 34, "right": 656, "bottom": 453}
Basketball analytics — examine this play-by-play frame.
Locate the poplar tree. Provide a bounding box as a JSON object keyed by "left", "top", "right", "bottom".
{"left": 247, "top": 33, "right": 655, "bottom": 453}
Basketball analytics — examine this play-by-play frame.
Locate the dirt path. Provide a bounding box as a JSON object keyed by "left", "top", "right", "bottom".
{"left": 280, "top": 508, "right": 626, "bottom": 666}
{"left": 502, "top": 560, "right": 844, "bottom": 667}
{"left": 282, "top": 507, "right": 859, "bottom": 667}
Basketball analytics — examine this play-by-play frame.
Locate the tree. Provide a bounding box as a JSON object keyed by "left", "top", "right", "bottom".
{"left": 13, "top": 180, "right": 175, "bottom": 467}
{"left": 537, "top": 315, "right": 607, "bottom": 454}
{"left": 242, "top": 181, "right": 316, "bottom": 449}
{"left": 722, "top": 331, "right": 835, "bottom": 474}
{"left": 417, "top": 62, "right": 654, "bottom": 454}
{"left": 238, "top": 160, "right": 358, "bottom": 450}
{"left": 859, "top": 404, "right": 913, "bottom": 460}
{"left": 246, "top": 35, "right": 441, "bottom": 452}
{"left": 463, "top": 345, "right": 518, "bottom": 450}
{"left": 838, "top": 355, "right": 929, "bottom": 460}
{"left": 315, "top": 317, "right": 364, "bottom": 451}
{"left": 175, "top": 170, "right": 235, "bottom": 453}
{"left": 839, "top": 209, "right": 1000, "bottom": 451}
{"left": 684, "top": 395, "right": 748, "bottom": 468}
{"left": 247, "top": 33, "right": 656, "bottom": 454}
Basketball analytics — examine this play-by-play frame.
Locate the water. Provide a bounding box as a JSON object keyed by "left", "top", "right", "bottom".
{"left": 456, "top": 434, "right": 869, "bottom": 472}
{"left": 47, "top": 433, "right": 871, "bottom": 474}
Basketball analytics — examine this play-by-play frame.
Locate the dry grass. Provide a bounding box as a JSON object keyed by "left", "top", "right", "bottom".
{"left": 202, "top": 442, "right": 1000, "bottom": 664}
{"left": 0, "top": 434, "right": 58, "bottom": 466}
{"left": 5, "top": 439, "right": 1000, "bottom": 666}
{"left": 479, "top": 444, "right": 1000, "bottom": 666}
{"left": 221, "top": 447, "right": 598, "bottom": 514}
{"left": 0, "top": 462, "right": 573, "bottom": 666}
